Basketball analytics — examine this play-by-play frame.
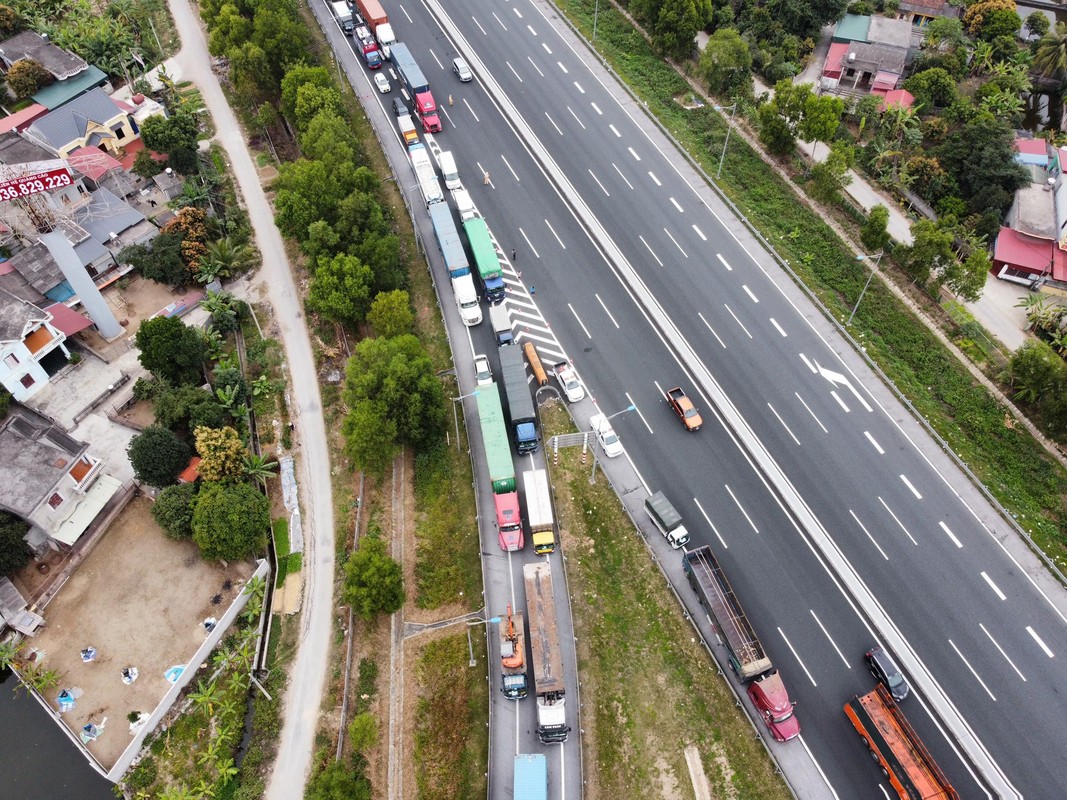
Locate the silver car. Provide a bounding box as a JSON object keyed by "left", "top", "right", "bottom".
{"left": 474, "top": 354, "right": 493, "bottom": 386}
{"left": 556, "top": 365, "right": 585, "bottom": 403}
{"left": 452, "top": 57, "right": 473, "bottom": 82}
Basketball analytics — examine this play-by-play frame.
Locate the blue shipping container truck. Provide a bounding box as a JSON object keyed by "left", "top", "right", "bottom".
{"left": 513, "top": 754, "right": 547, "bottom": 800}
{"left": 390, "top": 43, "right": 429, "bottom": 95}
{"left": 428, "top": 202, "right": 470, "bottom": 279}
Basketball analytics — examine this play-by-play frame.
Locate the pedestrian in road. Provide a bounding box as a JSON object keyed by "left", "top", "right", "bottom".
{"left": 448, "top": 94, "right": 454, "bottom": 106}
{"left": 511, "top": 248, "right": 516, "bottom": 261}
{"left": 483, "top": 171, "right": 490, "bottom": 185}
{"left": 530, "top": 285, "right": 536, "bottom": 295}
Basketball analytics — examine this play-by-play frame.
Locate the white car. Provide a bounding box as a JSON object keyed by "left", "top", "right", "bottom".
{"left": 452, "top": 56, "right": 473, "bottom": 82}
{"left": 474, "top": 354, "right": 493, "bottom": 386}
{"left": 556, "top": 365, "right": 585, "bottom": 402}
{"left": 373, "top": 72, "right": 391, "bottom": 93}
{"left": 590, "top": 413, "right": 623, "bottom": 458}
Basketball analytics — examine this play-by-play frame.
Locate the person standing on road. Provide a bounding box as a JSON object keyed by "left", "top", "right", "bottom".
{"left": 448, "top": 94, "right": 454, "bottom": 106}
{"left": 483, "top": 171, "right": 490, "bottom": 185}
{"left": 511, "top": 248, "right": 516, "bottom": 261}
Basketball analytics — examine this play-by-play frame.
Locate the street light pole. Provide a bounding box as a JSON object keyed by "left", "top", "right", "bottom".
{"left": 589, "top": 404, "right": 636, "bottom": 483}
{"left": 466, "top": 616, "right": 501, "bottom": 667}
{"left": 848, "top": 252, "right": 883, "bottom": 326}
{"left": 715, "top": 103, "right": 737, "bottom": 180}
{"left": 452, "top": 390, "right": 479, "bottom": 452}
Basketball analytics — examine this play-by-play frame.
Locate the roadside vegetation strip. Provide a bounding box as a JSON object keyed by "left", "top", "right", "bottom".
{"left": 555, "top": 0, "right": 1067, "bottom": 557}
{"left": 412, "top": 441, "right": 482, "bottom": 610}
{"left": 412, "top": 633, "right": 490, "bottom": 800}
{"left": 541, "top": 403, "right": 791, "bottom": 800}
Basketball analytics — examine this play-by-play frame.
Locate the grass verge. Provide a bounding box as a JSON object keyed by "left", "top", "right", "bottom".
{"left": 412, "top": 441, "right": 481, "bottom": 610}
{"left": 554, "top": 0, "right": 1067, "bottom": 562}
{"left": 542, "top": 402, "right": 792, "bottom": 799}
{"left": 412, "top": 633, "right": 490, "bottom": 800}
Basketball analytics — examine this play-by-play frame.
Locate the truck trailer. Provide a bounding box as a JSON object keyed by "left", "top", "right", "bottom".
{"left": 474, "top": 383, "right": 516, "bottom": 494}
{"left": 522, "top": 468, "right": 556, "bottom": 554}
{"left": 500, "top": 604, "right": 528, "bottom": 698}
{"left": 354, "top": 0, "right": 395, "bottom": 58}
{"left": 390, "top": 43, "right": 441, "bottom": 132}
{"left": 513, "top": 753, "right": 548, "bottom": 800}
{"left": 844, "top": 685, "right": 960, "bottom": 800}
{"left": 427, "top": 202, "right": 480, "bottom": 325}
{"left": 683, "top": 545, "right": 800, "bottom": 742}
{"left": 498, "top": 345, "right": 538, "bottom": 454}
{"left": 523, "top": 561, "right": 570, "bottom": 743}
{"left": 644, "top": 491, "right": 691, "bottom": 548}
{"left": 463, "top": 217, "right": 505, "bottom": 303}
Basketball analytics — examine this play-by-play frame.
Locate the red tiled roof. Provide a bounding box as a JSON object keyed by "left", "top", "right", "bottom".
{"left": 872, "top": 70, "right": 899, "bottom": 91}
{"left": 67, "top": 146, "right": 122, "bottom": 180}
{"left": 43, "top": 302, "right": 93, "bottom": 335}
{"left": 0, "top": 103, "right": 47, "bottom": 134}
{"left": 993, "top": 227, "right": 1067, "bottom": 281}
{"left": 1015, "top": 138, "right": 1047, "bottom": 157}
{"left": 823, "top": 42, "right": 849, "bottom": 77}
{"left": 177, "top": 456, "right": 202, "bottom": 484}
{"left": 880, "top": 89, "right": 914, "bottom": 111}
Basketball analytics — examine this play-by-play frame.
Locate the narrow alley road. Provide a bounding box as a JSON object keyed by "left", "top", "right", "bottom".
{"left": 166, "top": 2, "right": 336, "bottom": 797}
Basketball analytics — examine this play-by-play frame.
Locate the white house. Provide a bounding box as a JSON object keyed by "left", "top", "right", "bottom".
{"left": 0, "top": 287, "right": 70, "bottom": 401}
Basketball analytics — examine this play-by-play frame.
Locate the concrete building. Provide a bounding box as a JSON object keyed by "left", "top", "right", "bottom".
{"left": 0, "top": 404, "right": 122, "bottom": 552}
{"left": 0, "top": 287, "right": 72, "bottom": 401}
{"left": 822, "top": 14, "right": 915, "bottom": 96}
{"left": 23, "top": 87, "right": 140, "bottom": 161}
{"left": 0, "top": 31, "right": 87, "bottom": 83}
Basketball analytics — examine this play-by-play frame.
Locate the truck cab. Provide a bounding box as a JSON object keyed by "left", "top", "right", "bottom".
{"left": 495, "top": 491, "right": 523, "bottom": 551}
{"left": 747, "top": 671, "right": 800, "bottom": 742}
{"left": 645, "top": 491, "right": 690, "bottom": 548}
{"left": 414, "top": 91, "right": 442, "bottom": 132}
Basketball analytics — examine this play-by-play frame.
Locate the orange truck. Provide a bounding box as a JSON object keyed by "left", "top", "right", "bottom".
{"left": 843, "top": 685, "right": 961, "bottom": 800}
{"left": 666, "top": 386, "right": 702, "bottom": 431}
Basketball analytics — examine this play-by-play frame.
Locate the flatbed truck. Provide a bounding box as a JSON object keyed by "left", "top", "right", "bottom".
{"left": 523, "top": 561, "right": 569, "bottom": 743}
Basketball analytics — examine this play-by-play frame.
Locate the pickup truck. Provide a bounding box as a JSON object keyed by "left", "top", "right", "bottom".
{"left": 666, "top": 386, "right": 702, "bottom": 431}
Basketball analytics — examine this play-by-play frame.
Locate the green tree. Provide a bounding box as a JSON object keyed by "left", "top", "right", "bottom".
{"left": 800, "top": 93, "right": 845, "bottom": 157}
{"left": 194, "top": 425, "right": 245, "bottom": 482}
{"left": 154, "top": 383, "right": 228, "bottom": 431}
{"left": 355, "top": 232, "right": 405, "bottom": 295}
{"left": 1034, "top": 22, "right": 1067, "bottom": 80}
{"left": 305, "top": 760, "right": 372, "bottom": 800}
{"left": 140, "top": 111, "right": 200, "bottom": 158}
{"left": 192, "top": 481, "right": 269, "bottom": 561}
{"left": 366, "top": 290, "right": 414, "bottom": 338}
{"left": 1025, "top": 11, "right": 1050, "bottom": 39}
{"left": 941, "top": 247, "right": 990, "bottom": 302}
{"left": 341, "top": 399, "right": 397, "bottom": 476}
{"left": 698, "top": 28, "right": 753, "bottom": 98}
{"left": 198, "top": 237, "right": 257, "bottom": 283}
{"left": 758, "top": 80, "right": 814, "bottom": 155}
{"left": 135, "top": 316, "right": 207, "bottom": 384}
{"left": 923, "top": 16, "right": 967, "bottom": 49}
{"left": 294, "top": 83, "right": 344, "bottom": 132}
{"left": 307, "top": 252, "right": 374, "bottom": 325}
{"left": 1004, "top": 341, "right": 1065, "bottom": 405}
{"left": 128, "top": 425, "right": 192, "bottom": 488}
{"left": 301, "top": 220, "right": 341, "bottom": 265}
{"left": 5, "top": 59, "right": 52, "bottom": 99}
{"left": 118, "top": 232, "right": 191, "bottom": 288}
{"left": 809, "top": 141, "right": 854, "bottom": 202}
{"left": 207, "top": 4, "right": 252, "bottom": 56}
{"left": 281, "top": 64, "right": 334, "bottom": 122}
{"left": 251, "top": 0, "right": 312, "bottom": 86}
{"left": 0, "top": 511, "right": 30, "bottom": 576}
{"left": 343, "top": 334, "right": 448, "bottom": 452}
{"left": 861, "top": 205, "right": 891, "bottom": 252}
{"left": 977, "top": 8, "right": 1021, "bottom": 41}
{"left": 152, "top": 483, "right": 199, "bottom": 540}
{"left": 903, "top": 67, "right": 958, "bottom": 109}
{"left": 273, "top": 159, "right": 345, "bottom": 240}
{"left": 899, "top": 220, "right": 955, "bottom": 285}
{"left": 654, "top": 0, "right": 701, "bottom": 60}
{"left": 228, "top": 40, "right": 273, "bottom": 106}
{"left": 0, "top": 5, "right": 20, "bottom": 39}
{"left": 344, "top": 534, "right": 404, "bottom": 619}
{"left": 347, "top": 712, "right": 378, "bottom": 754}
{"left": 766, "top": 0, "right": 848, "bottom": 39}
{"left": 300, "top": 111, "right": 358, "bottom": 177}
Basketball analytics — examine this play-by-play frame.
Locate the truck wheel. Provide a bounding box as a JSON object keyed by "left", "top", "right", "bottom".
{"left": 859, "top": 735, "right": 871, "bottom": 752}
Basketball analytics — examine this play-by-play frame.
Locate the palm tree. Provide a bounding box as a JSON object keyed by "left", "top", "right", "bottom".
{"left": 201, "top": 238, "right": 257, "bottom": 280}
{"left": 190, "top": 681, "right": 219, "bottom": 717}
{"left": 1035, "top": 23, "right": 1067, "bottom": 80}
{"left": 0, "top": 640, "right": 23, "bottom": 671}
{"left": 242, "top": 453, "right": 279, "bottom": 487}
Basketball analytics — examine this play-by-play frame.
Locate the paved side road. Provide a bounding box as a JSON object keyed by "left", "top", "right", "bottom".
{"left": 165, "top": 2, "right": 336, "bottom": 797}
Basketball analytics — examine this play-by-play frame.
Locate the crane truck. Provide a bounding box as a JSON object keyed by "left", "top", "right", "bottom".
{"left": 523, "top": 561, "right": 570, "bottom": 743}
{"left": 500, "top": 604, "right": 528, "bottom": 699}
{"left": 683, "top": 545, "right": 800, "bottom": 742}
{"left": 844, "top": 685, "right": 960, "bottom": 800}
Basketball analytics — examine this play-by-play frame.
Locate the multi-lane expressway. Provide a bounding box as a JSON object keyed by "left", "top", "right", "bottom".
{"left": 324, "top": 0, "right": 1067, "bottom": 796}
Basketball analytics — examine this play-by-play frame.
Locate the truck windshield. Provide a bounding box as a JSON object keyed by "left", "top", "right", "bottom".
{"left": 771, "top": 709, "right": 794, "bottom": 723}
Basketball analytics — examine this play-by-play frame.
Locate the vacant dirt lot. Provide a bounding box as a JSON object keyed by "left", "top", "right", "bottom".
{"left": 28, "top": 496, "right": 253, "bottom": 769}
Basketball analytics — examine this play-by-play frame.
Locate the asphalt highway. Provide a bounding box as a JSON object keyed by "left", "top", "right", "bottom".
{"left": 326, "top": 0, "right": 1067, "bottom": 796}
